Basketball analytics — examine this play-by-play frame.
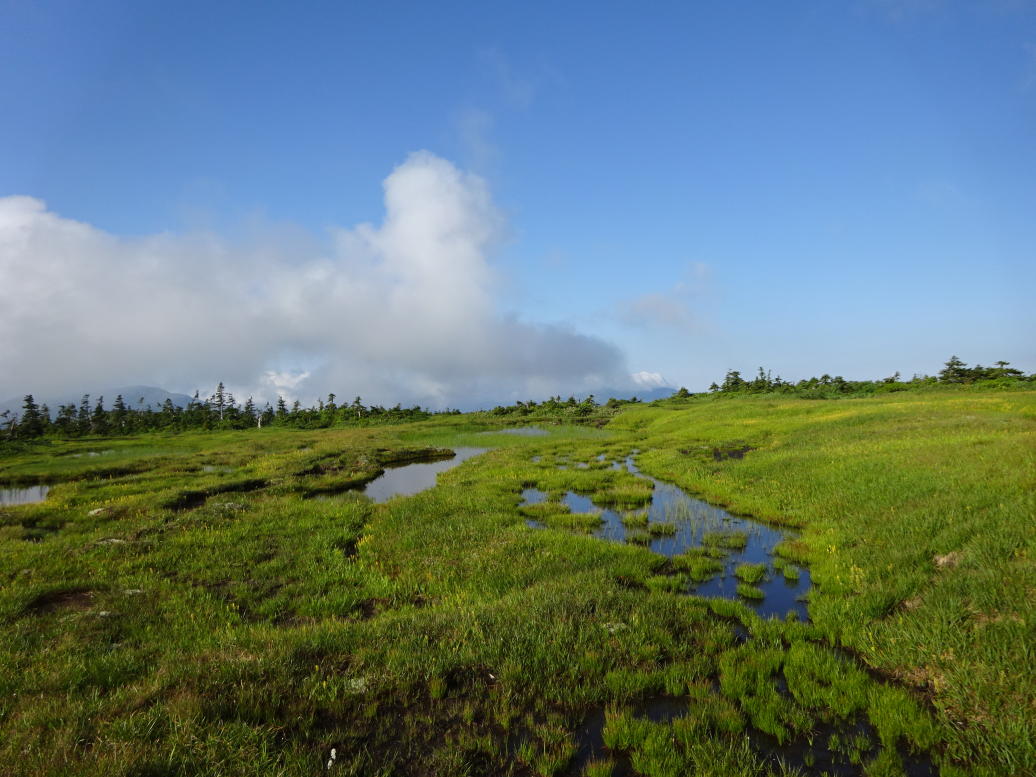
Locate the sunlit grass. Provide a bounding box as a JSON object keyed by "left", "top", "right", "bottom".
{"left": 0, "top": 388, "right": 1032, "bottom": 775}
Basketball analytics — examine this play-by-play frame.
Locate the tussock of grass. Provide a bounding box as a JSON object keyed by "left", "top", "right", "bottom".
{"left": 736, "top": 583, "right": 765, "bottom": 600}
{"left": 673, "top": 552, "right": 724, "bottom": 582}
{"left": 702, "top": 530, "right": 748, "bottom": 550}
{"left": 735, "top": 563, "right": 767, "bottom": 584}
{"left": 540, "top": 512, "right": 603, "bottom": 533}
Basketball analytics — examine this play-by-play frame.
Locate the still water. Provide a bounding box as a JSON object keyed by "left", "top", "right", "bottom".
{"left": 522, "top": 456, "right": 810, "bottom": 621}
{"left": 0, "top": 485, "right": 50, "bottom": 506}
{"left": 361, "top": 447, "right": 488, "bottom": 503}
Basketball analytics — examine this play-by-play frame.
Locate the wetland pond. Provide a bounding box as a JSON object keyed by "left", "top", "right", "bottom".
{"left": 521, "top": 456, "right": 937, "bottom": 776}
{"left": 0, "top": 485, "right": 50, "bottom": 506}
{"left": 522, "top": 456, "right": 810, "bottom": 621}
{"left": 360, "top": 447, "right": 488, "bottom": 503}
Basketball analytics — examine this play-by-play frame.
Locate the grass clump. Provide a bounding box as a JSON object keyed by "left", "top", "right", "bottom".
{"left": 540, "top": 512, "right": 603, "bottom": 533}
{"left": 646, "top": 521, "right": 677, "bottom": 536}
{"left": 735, "top": 563, "right": 767, "bottom": 584}
{"left": 736, "top": 583, "right": 765, "bottom": 600}
{"left": 673, "top": 550, "right": 724, "bottom": 582}
{"left": 702, "top": 530, "right": 748, "bottom": 550}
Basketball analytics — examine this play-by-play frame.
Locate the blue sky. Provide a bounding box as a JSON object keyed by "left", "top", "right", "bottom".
{"left": 2, "top": 1, "right": 1034, "bottom": 406}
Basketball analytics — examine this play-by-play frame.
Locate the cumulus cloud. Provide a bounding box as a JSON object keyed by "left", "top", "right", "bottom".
{"left": 631, "top": 371, "right": 668, "bottom": 389}
{"left": 0, "top": 152, "right": 628, "bottom": 408}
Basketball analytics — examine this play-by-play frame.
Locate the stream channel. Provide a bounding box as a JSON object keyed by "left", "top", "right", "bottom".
{"left": 319, "top": 441, "right": 934, "bottom": 775}
{"left": 519, "top": 454, "right": 936, "bottom": 777}
{"left": 522, "top": 456, "right": 810, "bottom": 621}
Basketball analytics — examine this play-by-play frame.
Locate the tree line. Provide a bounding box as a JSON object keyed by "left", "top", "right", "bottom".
{"left": 482, "top": 394, "right": 643, "bottom": 419}
{"left": 1, "top": 382, "right": 462, "bottom": 440}
{"left": 700, "top": 356, "right": 1033, "bottom": 399}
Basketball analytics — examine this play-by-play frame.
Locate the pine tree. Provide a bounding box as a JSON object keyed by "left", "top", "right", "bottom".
{"left": 210, "top": 382, "right": 227, "bottom": 421}
{"left": 55, "top": 403, "right": 78, "bottom": 436}
{"left": 260, "top": 403, "right": 274, "bottom": 428}
{"left": 19, "top": 395, "right": 44, "bottom": 438}
{"left": 242, "top": 397, "right": 257, "bottom": 427}
{"left": 77, "top": 395, "right": 91, "bottom": 435}
{"left": 322, "top": 393, "right": 338, "bottom": 426}
{"left": 939, "top": 355, "right": 968, "bottom": 383}
{"left": 112, "top": 394, "right": 129, "bottom": 431}
{"left": 91, "top": 396, "right": 108, "bottom": 435}
{"left": 350, "top": 396, "right": 365, "bottom": 420}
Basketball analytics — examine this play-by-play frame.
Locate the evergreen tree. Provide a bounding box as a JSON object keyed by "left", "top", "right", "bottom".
{"left": 160, "top": 398, "right": 178, "bottom": 429}
{"left": 91, "top": 396, "right": 108, "bottom": 435}
{"left": 112, "top": 394, "right": 129, "bottom": 431}
{"left": 19, "top": 395, "right": 44, "bottom": 438}
{"left": 55, "top": 403, "right": 78, "bottom": 436}
{"left": 260, "top": 403, "right": 274, "bottom": 428}
{"left": 77, "top": 395, "right": 91, "bottom": 436}
{"left": 939, "top": 355, "right": 968, "bottom": 383}
{"left": 322, "top": 393, "right": 338, "bottom": 427}
{"left": 210, "top": 382, "right": 228, "bottom": 421}
{"left": 350, "top": 396, "right": 365, "bottom": 420}
{"left": 242, "top": 397, "right": 257, "bottom": 427}
{"left": 721, "top": 370, "right": 745, "bottom": 392}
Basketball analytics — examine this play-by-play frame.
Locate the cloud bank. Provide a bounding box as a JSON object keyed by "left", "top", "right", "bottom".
{"left": 0, "top": 152, "right": 628, "bottom": 408}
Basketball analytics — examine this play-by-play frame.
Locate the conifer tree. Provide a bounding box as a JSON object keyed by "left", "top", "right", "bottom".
{"left": 939, "top": 355, "right": 968, "bottom": 383}
{"left": 19, "top": 395, "right": 44, "bottom": 438}
{"left": 91, "top": 396, "right": 108, "bottom": 435}
{"left": 210, "top": 382, "right": 228, "bottom": 421}
{"left": 243, "top": 397, "right": 257, "bottom": 427}
{"left": 260, "top": 403, "right": 275, "bottom": 428}
{"left": 112, "top": 395, "right": 129, "bottom": 431}
{"left": 55, "top": 403, "right": 77, "bottom": 436}
{"left": 350, "top": 396, "right": 365, "bottom": 420}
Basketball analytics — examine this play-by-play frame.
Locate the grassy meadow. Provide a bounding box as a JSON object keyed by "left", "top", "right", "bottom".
{"left": 0, "top": 389, "right": 1033, "bottom": 776}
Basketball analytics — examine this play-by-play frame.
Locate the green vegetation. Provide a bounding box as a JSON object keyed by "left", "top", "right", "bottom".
{"left": 697, "top": 355, "right": 1034, "bottom": 400}
{"left": 735, "top": 563, "right": 767, "bottom": 585}
{"left": 1, "top": 387, "right": 1033, "bottom": 776}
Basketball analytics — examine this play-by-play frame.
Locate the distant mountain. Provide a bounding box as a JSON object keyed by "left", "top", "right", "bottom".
{"left": 0, "top": 385, "right": 195, "bottom": 419}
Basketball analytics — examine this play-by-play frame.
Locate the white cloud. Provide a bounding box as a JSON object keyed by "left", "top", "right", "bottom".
{"left": 631, "top": 371, "right": 668, "bottom": 389}
{"left": 0, "top": 152, "right": 627, "bottom": 408}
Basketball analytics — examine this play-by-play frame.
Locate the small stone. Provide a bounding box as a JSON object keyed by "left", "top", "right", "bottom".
{"left": 87, "top": 507, "right": 110, "bottom": 517}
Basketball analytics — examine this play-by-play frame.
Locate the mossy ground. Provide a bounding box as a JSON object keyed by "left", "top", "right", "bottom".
{"left": 0, "top": 389, "right": 1032, "bottom": 776}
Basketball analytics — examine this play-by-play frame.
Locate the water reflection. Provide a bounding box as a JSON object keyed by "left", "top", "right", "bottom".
{"left": 362, "top": 447, "right": 488, "bottom": 503}
{"left": 0, "top": 485, "right": 50, "bottom": 506}
{"left": 521, "top": 457, "right": 810, "bottom": 620}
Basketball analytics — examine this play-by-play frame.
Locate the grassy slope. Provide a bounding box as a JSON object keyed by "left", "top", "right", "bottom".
{"left": 0, "top": 390, "right": 1032, "bottom": 776}
{"left": 614, "top": 390, "right": 1036, "bottom": 772}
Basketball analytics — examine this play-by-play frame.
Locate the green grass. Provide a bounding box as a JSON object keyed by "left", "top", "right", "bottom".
{"left": 736, "top": 583, "right": 766, "bottom": 600}
{"left": 735, "top": 563, "right": 767, "bottom": 584}
{"left": 0, "top": 389, "right": 1033, "bottom": 776}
